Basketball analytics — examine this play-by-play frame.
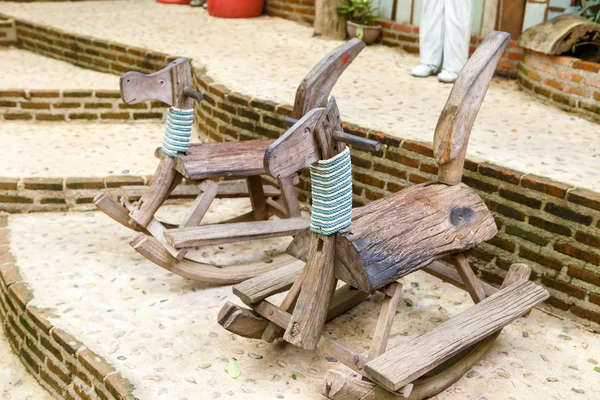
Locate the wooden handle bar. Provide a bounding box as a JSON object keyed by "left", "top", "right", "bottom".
{"left": 283, "top": 117, "right": 381, "bottom": 153}
{"left": 184, "top": 88, "right": 203, "bottom": 102}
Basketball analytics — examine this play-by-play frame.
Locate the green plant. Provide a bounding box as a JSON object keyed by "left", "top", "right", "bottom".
{"left": 563, "top": 0, "right": 600, "bottom": 23}
{"left": 337, "top": 0, "right": 379, "bottom": 26}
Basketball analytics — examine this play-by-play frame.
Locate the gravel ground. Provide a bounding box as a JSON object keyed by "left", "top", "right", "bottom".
{"left": 6, "top": 206, "right": 600, "bottom": 400}
{"left": 0, "top": 48, "right": 117, "bottom": 90}
{"left": 0, "top": 121, "right": 202, "bottom": 178}
{"left": 1, "top": 0, "right": 599, "bottom": 191}
{"left": 0, "top": 327, "right": 53, "bottom": 399}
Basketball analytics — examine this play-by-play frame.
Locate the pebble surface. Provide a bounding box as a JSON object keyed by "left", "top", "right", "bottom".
{"left": 1, "top": 0, "right": 599, "bottom": 191}
{"left": 7, "top": 206, "right": 600, "bottom": 400}
{"left": 0, "top": 121, "right": 196, "bottom": 178}
{"left": 0, "top": 48, "right": 117, "bottom": 90}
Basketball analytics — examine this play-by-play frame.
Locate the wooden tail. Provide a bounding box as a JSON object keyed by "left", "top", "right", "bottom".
{"left": 433, "top": 31, "right": 511, "bottom": 185}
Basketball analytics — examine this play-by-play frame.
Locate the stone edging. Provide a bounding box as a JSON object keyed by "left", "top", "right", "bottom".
{"left": 517, "top": 49, "right": 600, "bottom": 122}
{"left": 0, "top": 89, "right": 168, "bottom": 122}
{"left": 1, "top": 11, "right": 599, "bottom": 330}
{"left": 0, "top": 176, "right": 149, "bottom": 213}
{"left": 0, "top": 212, "right": 137, "bottom": 400}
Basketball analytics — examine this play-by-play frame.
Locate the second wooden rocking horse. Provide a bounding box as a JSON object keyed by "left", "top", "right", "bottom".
{"left": 218, "top": 31, "right": 549, "bottom": 399}
{"left": 94, "top": 39, "right": 382, "bottom": 284}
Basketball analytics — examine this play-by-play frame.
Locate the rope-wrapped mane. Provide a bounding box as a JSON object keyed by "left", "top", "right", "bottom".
{"left": 309, "top": 147, "right": 353, "bottom": 235}
{"left": 161, "top": 107, "right": 194, "bottom": 157}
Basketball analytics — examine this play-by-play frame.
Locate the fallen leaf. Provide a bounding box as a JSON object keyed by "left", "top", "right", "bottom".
{"left": 227, "top": 358, "right": 242, "bottom": 379}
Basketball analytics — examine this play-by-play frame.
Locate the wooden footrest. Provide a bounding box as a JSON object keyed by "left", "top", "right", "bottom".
{"left": 120, "top": 181, "right": 280, "bottom": 202}
{"left": 164, "top": 218, "right": 310, "bottom": 248}
{"left": 364, "top": 280, "right": 549, "bottom": 392}
{"left": 233, "top": 260, "right": 304, "bottom": 305}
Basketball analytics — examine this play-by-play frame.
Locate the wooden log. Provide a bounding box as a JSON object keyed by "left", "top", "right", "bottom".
{"left": 451, "top": 253, "right": 487, "bottom": 303}
{"left": 131, "top": 235, "right": 295, "bottom": 284}
{"left": 164, "top": 218, "right": 310, "bottom": 248}
{"left": 433, "top": 31, "right": 510, "bottom": 185}
{"left": 367, "top": 282, "right": 403, "bottom": 360}
{"left": 157, "top": 140, "right": 273, "bottom": 181}
{"left": 364, "top": 280, "right": 549, "bottom": 391}
{"left": 288, "top": 183, "right": 497, "bottom": 293}
{"left": 179, "top": 180, "right": 218, "bottom": 227}
{"left": 314, "top": 0, "right": 347, "bottom": 40}
{"left": 94, "top": 192, "right": 145, "bottom": 233}
{"left": 247, "top": 175, "right": 269, "bottom": 221}
{"left": 217, "top": 301, "right": 268, "bottom": 339}
{"left": 233, "top": 259, "right": 305, "bottom": 305}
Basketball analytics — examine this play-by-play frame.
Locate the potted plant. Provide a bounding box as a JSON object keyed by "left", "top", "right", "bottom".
{"left": 337, "top": 0, "right": 381, "bottom": 45}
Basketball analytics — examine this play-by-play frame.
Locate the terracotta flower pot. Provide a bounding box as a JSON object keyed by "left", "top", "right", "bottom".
{"left": 208, "top": 0, "right": 264, "bottom": 18}
{"left": 347, "top": 21, "right": 381, "bottom": 45}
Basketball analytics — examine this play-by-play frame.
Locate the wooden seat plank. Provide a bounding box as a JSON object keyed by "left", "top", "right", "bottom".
{"left": 364, "top": 280, "right": 549, "bottom": 392}
{"left": 233, "top": 259, "right": 305, "bottom": 305}
{"left": 155, "top": 140, "right": 274, "bottom": 180}
{"left": 164, "top": 217, "right": 310, "bottom": 248}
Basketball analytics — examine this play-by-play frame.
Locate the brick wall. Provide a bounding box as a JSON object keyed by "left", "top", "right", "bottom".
{"left": 265, "top": 0, "right": 315, "bottom": 25}
{"left": 517, "top": 49, "right": 600, "bottom": 122}
{"left": 2, "top": 11, "right": 599, "bottom": 330}
{"left": 0, "top": 214, "right": 137, "bottom": 400}
{"left": 0, "top": 89, "right": 168, "bottom": 122}
{"left": 194, "top": 72, "right": 600, "bottom": 331}
{"left": 0, "top": 176, "right": 150, "bottom": 213}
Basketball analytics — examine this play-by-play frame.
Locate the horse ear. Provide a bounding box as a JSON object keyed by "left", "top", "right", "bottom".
{"left": 433, "top": 31, "right": 510, "bottom": 185}
{"left": 119, "top": 58, "right": 193, "bottom": 107}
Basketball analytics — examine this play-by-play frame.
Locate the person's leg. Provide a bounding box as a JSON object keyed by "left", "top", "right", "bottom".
{"left": 411, "top": 0, "right": 444, "bottom": 77}
{"left": 438, "top": 0, "right": 472, "bottom": 82}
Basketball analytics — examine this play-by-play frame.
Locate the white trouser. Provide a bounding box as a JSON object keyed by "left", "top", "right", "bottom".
{"left": 419, "top": 0, "right": 472, "bottom": 74}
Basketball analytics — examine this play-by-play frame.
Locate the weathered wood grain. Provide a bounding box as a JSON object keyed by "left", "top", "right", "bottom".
{"left": 367, "top": 282, "right": 403, "bottom": 360}
{"left": 433, "top": 31, "right": 510, "bottom": 185}
{"left": 94, "top": 192, "right": 145, "bottom": 233}
{"left": 217, "top": 301, "right": 269, "bottom": 339}
{"left": 451, "top": 253, "right": 487, "bottom": 303}
{"left": 289, "top": 182, "right": 497, "bottom": 292}
{"left": 423, "top": 261, "right": 497, "bottom": 297}
{"left": 164, "top": 218, "right": 310, "bottom": 248}
{"left": 121, "top": 182, "right": 280, "bottom": 201}
{"left": 179, "top": 180, "right": 219, "bottom": 227}
{"left": 131, "top": 235, "right": 295, "bottom": 284}
{"left": 156, "top": 140, "right": 273, "bottom": 180}
{"left": 247, "top": 175, "right": 268, "bottom": 221}
{"left": 264, "top": 108, "right": 325, "bottom": 179}
{"left": 314, "top": 0, "right": 347, "bottom": 39}
{"left": 233, "top": 259, "right": 305, "bottom": 305}
{"left": 364, "top": 280, "right": 549, "bottom": 391}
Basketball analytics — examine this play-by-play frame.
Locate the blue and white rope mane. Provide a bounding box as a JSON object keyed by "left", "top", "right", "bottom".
{"left": 309, "top": 147, "right": 353, "bottom": 235}
{"left": 161, "top": 107, "right": 194, "bottom": 157}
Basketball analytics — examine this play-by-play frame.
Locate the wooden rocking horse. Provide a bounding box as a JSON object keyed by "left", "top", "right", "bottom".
{"left": 94, "top": 39, "right": 382, "bottom": 284}
{"left": 218, "top": 31, "right": 549, "bottom": 399}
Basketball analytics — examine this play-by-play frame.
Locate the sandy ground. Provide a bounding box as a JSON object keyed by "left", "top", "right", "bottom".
{"left": 0, "top": 48, "right": 117, "bottom": 90}
{"left": 0, "top": 326, "right": 53, "bottom": 399}
{"left": 5, "top": 203, "right": 600, "bottom": 400}
{"left": 1, "top": 0, "right": 599, "bottom": 192}
{"left": 0, "top": 121, "right": 203, "bottom": 178}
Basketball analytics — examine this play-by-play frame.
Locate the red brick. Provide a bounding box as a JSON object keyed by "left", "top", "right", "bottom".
{"left": 26, "top": 305, "right": 54, "bottom": 333}
{"left": 554, "top": 241, "right": 599, "bottom": 265}
{"left": 572, "top": 60, "right": 600, "bottom": 73}
{"left": 462, "top": 175, "right": 497, "bottom": 193}
{"left": 78, "top": 348, "right": 115, "bottom": 381}
{"left": 65, "top": 177, "right": 105, "bottom": 190}
{"left": 545, "top": 295, "right": 572, "bottom": 311}
{"left": 521, "top": 175, "right": 569, "bottom": 198}
{"left": 544, "top": 203, "right": 592, "bottom": 226}
{"left": 51, "top": 328, "right": 83, "bottom": 355}
{"left": 519, "top": 247, "right": 563, "bottom": 271}
{"left": 105, "top": 176, "right": 144, "bottom": 188}
{"left": 590, "top": 292, "right": 600, "bottom": 307}
{"left": 543, "top": 78, "right": 563, "bottom": 90}
{"left": 8, "top": 282, "right": 33, "bottom": 309}
{"left": 479, "top": 163, "right": 521, "bottom": 185}
{"left": 23, "top": 178, "right": 63, "bottom": 191}
{"left": 365, "top": 189, "right": 384, "bottom": 201}
{"left": 541, "top": 276, "right": 586, "bottom": 299}
{"left": 498, "top": 61, "right": 516, "bottom": 70}
{"left": 36, "top": 114, "right": 66, "bottom": 122}
{"left": 557, "top": 70, "right": 582, "bottom": 83}
{"left": 46, "top": 357, "right": 71, "bottom": 385}
{"left": 568, "top": 265, "right": 600, "bottom": 286}
{"left": 0, "top": 90, "right": 26, "bottom": 98}
{"left": 486, "top": 200, "right": 525, "bottom": 221}
{"left": 105, "top": 373, "right": 136, "bottom": 400}
{"left": 401, "top": 140, "right": 433, "bottom": 157}
{"left": 568, "top": 188, "right": 600, "bottom": 211}
{"left": 4, "top": 112, "right": 33, "bottom": 120}
{"left": 1, "top": 264, "right": 23, "bottom": 287}
{"left": 0, "top": 177, "right": 18, "bottom": 191}
{"left": 537, "top": 63, "right": 557, "bottom": 75}
{"left": 570, "top": 305, "right": 600, "bottom": 325}
{"left": 408, "top": 174, "right": 429, "bottom": 184}
{"left": 29, "top": 90, "right": 60, "bottom": 98}
{"left": 391, "top": 23, "right": 412, "bottom": 33}
{"left": 548, "top": 55, "right": 576, "bottom": 66}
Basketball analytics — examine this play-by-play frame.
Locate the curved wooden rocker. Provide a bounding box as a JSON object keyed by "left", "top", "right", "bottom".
{"left": 94, "top": 39, "right": 374, "bottom": 284}
{"left": 218, "top": 31, "right": 549, "bottom": 399}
